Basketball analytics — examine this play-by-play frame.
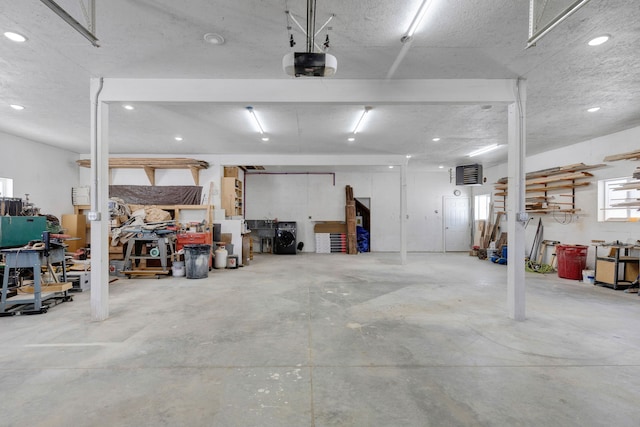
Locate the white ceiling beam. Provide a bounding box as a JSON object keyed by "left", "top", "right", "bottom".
{"left": 99, "top": 79, "right": 517, "bottom": 104}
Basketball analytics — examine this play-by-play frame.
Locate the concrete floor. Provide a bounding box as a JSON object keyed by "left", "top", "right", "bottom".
{"left": 1, "top": 252, "right": 639, "bottom": 426}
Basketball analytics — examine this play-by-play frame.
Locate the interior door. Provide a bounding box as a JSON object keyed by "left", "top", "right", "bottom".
{"left": 444, "top": 196, "right": 471, "bottom": 252}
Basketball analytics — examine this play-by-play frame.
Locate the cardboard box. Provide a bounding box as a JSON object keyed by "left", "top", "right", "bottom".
{"left": 314, "top": 222, "right": 347, "bottom": 234}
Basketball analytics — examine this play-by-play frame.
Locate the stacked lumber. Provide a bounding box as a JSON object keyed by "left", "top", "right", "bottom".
{"left": 345, "top": 185, "right": 357, "bottom": 254}
{"left": 603, "top": 150, "right": 640, "bottom": 209}
{"left": 76, "top": 158, "right": 209, "bottom": 185}
{"left": 603, "top": 149, "right": 640, "bottom": 162}
{"left": 494, "top": 163, "right": 603, "bottom": 214}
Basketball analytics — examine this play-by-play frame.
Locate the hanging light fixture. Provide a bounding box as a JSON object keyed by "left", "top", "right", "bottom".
{"left": 352, "top": 106, "right": 372, "bottom": 134}
{"left": 246, "top": 106, "right": 268, "bottom": 140}
{"left": 468, "top": 144, "right": 500, "bottom": 157}
{"left": 401, "top": 0, "right": 435, "bottom": 43}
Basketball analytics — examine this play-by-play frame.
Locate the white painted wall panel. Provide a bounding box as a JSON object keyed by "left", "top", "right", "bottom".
{"left": 0, "top": 131, "right": 78, "bottom": 218}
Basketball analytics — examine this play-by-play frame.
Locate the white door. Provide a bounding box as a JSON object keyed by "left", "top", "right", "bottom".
{"left": 444, "top": 196, "right": 470, "bottom": 252}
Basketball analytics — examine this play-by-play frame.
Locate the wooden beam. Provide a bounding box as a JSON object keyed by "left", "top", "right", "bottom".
{"left": 604, "top": 149, "right": 640, "bottom": 162}
{"left": 189, "top": 166, "right": 200, "bottom": 186}
{"left": 143, "top": 166, "right": 155, "bottom": 186}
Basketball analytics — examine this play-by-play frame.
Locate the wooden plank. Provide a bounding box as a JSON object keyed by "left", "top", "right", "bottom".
{"left": 526, "top": 208, "right": 581, "bottom": 213}
{"left": 604, "top": 149, "right": 640, "bottom": 162}
{"left": 496, "top": 163, "right": 605, "bottom": 183}
{"left": 497, "top": 182, "right": 591, "bottom": 193}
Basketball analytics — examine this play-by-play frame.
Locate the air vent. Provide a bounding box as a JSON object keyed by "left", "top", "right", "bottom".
{"left": 455, "top": 164, "right": 483, "bottom": 186}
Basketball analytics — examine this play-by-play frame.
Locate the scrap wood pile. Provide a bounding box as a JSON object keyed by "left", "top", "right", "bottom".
{"left": 345, "top": 185, "right": 357, "bottom": 255}
{"left": 473, "top": 203, "right": 507, "bottom": 262}
{"left": 109, "top": 201, "right": 176, "bottom": 247}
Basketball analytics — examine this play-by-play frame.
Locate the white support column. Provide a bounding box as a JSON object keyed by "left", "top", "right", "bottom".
{"left": 507, "top": 79, "right": 527, "bottom": 321}
{"left": 400, "top": 163, "right": 408, "bottom": 265}
{"left": 89, "top": 78, "right": 110, "bottom": 321}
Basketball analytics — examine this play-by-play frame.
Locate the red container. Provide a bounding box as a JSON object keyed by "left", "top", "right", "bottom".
{"left": 556, "top": 244, "right": 588, "bottom": 280}
{"left": 177, "top": 232, "right": 213, "bottom": 268}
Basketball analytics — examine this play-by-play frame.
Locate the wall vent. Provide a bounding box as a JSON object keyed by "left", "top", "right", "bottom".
{"left": 455, "top": 164, "right": 483, "bottom": 186}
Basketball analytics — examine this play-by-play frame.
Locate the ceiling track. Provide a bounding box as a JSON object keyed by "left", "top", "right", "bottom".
{"left": 40, "top": 0, "right": 100, "bottom": 47}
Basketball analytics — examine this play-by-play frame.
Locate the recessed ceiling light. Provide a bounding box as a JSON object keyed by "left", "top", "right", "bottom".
{"left": 388, "top": 166, "right": 394, "bottom": 169}
{"left": 406, "top": 155, "right": 412, "bottom": 159}
{"left": 123, "top": 104, "right": 134, "bottom": 110}
{"left": 347, "top": 137, "right": 355, "bottom": 142}
{"left": 588, "top": 35, "right": 609, "bottom": 46}
{"left": 9, "top": 104, "right": 25, "bottom": 110}
{"left": 438, "top": 165, "right": 444, "bottom": 169}
{"left": 261, "top": 137, "right": 270, "bottom": 142}
{"left": 174, "top": 136, "right": 183, "bottom": 142}
{"left": 4, "top": 32, "right": 27, "bottom": 42}
{"left": 587, "top": 107, "right": 600, "bottom": 113}
{"left": 203, "top": 33, "right": 225, "bottom": 45}
{"left": 432, "top": 137, "right": 441, "bottom": 142}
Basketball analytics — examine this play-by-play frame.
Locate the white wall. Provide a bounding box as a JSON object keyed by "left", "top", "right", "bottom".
{"left": 482, "top": 125, "right": 640, "bottom": 268}
{"left": 77, "top": 155, "right": 471, "bottom": 252}
{"left": 0, "top": 131, "right": 78, "bottom": 218}
{"left": 244, "top": 168, "right": 468, "bottom": 252}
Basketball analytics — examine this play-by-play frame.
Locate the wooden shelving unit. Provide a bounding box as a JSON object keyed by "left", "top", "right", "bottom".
{"left": 221, "top": 177, "right": 243, "bottom": 217}
{"left": 603, "top": 149, "right": 640, "bottom": 211}
{"left": 76, "top": 158, "right": 209, "bottom": 185}
{"left": 494, "top": 163, "right": 604, "bottom": 214}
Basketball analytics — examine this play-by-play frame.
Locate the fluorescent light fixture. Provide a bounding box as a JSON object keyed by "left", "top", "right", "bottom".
{"left": 352, "top": 106, "right": 372, "bottom": 135}
{"left": 432, "top": 137, "right": 440, "bottom": 142}
{"left": 246, "top": 106, "right": 266, "bottom": 135}
{"left": 438, "top": 165, "right": 444, "bottom": 169}
{"left": 588, "top": 35, "right": 609, "bottom": 46}
{"left": 174, "top": 136, "right": 183, "bottom": 142}
{"left": 9, "top": 104, "right": 25, "bottom": 110}
{"left": 401, "top": 0, "right": 434, "bottom": 42}
{"left": 347, "top": 137, "right": 355, "bottom": 142}
{"left": 389, "top": 166, "right": 394, "bottom": 169}
{"left": 4, "top": 31, "right": 27, "bottom": 42}
{"left": 468, "top": 143, "right": 500, "bottom": 157}
{"left": 123, "top": 104, "right": 134, "bottom": 111}
{"left": 406, "top": 155, "right": 412, "bottom": 159}
{"left": 587, "top": 106, "right": 600, "bottom": 113}
{"left": 261, "top": 137, "right": 269, "bottom": 142}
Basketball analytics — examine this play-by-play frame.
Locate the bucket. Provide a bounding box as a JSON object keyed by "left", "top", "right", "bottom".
{"left": 582, "top": 269, "right": 595, "bottom": 284}
{"left": 227, "top": 254, "right": 239, "bottom": 269}
{"left": 556, "top": 244, "right": 588, "bottom": 280}
{"left": 172, "top": 261, "right": 185, "bottom": 277}
{"left": 184, "top": 244, "right": 211, "bottom": 279}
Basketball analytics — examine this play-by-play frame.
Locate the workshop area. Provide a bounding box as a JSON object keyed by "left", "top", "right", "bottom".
{"left": 1, "top": 0, "right": 640, "bottom": 426}
{"left": 1, "top": 252, "right": 639, "bottom": 426}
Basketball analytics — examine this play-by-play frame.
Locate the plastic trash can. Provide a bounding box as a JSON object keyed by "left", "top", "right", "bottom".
{"left": 556, "top": 244, "right": 588, "bottom": 280}
{"left": 184, "top": 244, "right": 211, "bottom": 279}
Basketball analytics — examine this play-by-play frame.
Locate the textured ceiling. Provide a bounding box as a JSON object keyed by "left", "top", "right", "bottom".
{"left": 0, "top": 0, "right": 639, "bottom": 171}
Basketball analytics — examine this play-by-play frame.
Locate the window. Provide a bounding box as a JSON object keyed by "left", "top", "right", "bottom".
{"left": 0, "top": 177, "right": 13, "bottom": 197}
{"left": 598, "top": 177, "right": 640, "bottom": 221}
{"left": 474, "top": 193, "right": 491, "bottom": 221}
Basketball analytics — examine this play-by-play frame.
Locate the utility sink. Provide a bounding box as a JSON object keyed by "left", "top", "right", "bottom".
{"left": 245, "top": 220, "right": 277, "bottom": 237}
